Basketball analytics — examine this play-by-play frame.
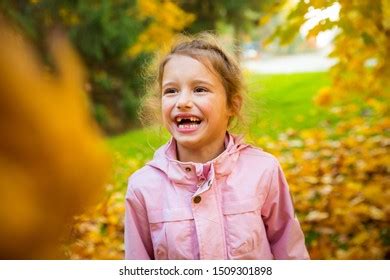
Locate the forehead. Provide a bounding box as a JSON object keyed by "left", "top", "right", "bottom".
{"left": 162, "top": 54, "right": 221, "bottom": 83}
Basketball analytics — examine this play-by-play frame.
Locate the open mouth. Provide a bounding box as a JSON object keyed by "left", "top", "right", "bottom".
{"left": 175, "top": 116, "right": 202, "bottom": 129}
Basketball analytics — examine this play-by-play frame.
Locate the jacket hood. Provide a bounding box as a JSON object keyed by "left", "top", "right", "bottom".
{"left": 146, "top": 132, "right": 250, "bottom": 186}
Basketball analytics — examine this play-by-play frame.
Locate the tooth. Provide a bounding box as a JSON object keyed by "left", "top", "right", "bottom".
{"left": 177, "top": 117, "right": 182, "bottom": 122}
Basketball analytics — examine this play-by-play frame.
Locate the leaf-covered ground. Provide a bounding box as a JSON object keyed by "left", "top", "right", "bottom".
{"left": 65, "top": 72, "right": 389, "bottom": 259}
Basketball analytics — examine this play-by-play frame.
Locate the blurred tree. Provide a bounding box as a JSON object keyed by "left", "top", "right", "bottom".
{"left": 261, "top": 0, "right": 390, "bottom": 104}
{"left": 128, "top": 0, "right": 195, "bottom": 57}
{"left": 0, "top": 0, "right": 193, "bottom": 134}
{"left": 177, "top": 0, "right": 276, "bottom": 57}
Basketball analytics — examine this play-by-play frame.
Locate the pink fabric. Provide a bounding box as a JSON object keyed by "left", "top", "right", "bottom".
{"left": 125, "top": 132, "right": 310, "bottom": 260}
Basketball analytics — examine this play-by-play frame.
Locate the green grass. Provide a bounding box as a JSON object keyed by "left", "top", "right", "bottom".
{"left": 108, "top": 72, "right": 331, "bottom": 157}
{"left": 245, "top": 72, "right": 331, "bottom": 138}
{"left": 108, "top": 126, "right": 169, "bottom": 159}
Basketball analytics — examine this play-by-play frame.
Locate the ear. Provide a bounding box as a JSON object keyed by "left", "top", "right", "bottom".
{"left": 228, "top": 94, "right": 242, "bottom": 116}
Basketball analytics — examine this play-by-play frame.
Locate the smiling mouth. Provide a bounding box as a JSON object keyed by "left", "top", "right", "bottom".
{"left": 175, "top": 116, "right": 202, "bottom": 129}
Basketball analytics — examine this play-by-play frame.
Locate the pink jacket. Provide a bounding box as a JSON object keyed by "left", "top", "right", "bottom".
{"left": 125, "top": 132, "right": 310, "bottom": 260}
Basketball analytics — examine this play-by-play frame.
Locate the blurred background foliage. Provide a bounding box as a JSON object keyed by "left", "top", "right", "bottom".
{"left": 1, "top": 0, "right": 194, "bottom": 134}
{"left": 0, "top": 0, "right": 388, "bottom": 259}
{"left": 262, "top": 0, "right": 389, "bottom": 104}
{"left": 0, "top": 0, "right": 285, "bottom": 133}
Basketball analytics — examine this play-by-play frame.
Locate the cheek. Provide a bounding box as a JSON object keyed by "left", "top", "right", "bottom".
{"left": 198, "top": 101, "right": 213, "bottom": 116}
{"left": 161, "top": 99, "right": 173, "bottom": 123}
{"left": 202, "top": 98, "right": 230, "bottom": 122}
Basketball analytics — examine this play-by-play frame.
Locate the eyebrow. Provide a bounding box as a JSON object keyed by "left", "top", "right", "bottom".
{"left": 191, "top": 79, "right": 214, "bottom": 87}
{"left": 162, "top": 79, "right": 214, "bottom": 88}
{"left": 162, "top": 81, "right": 177, "bottom": 88}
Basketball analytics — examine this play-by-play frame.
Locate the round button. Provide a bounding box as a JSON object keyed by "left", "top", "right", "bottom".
{"left": 185, "top": 167, "right": 191, "bottom": 172}
{"left": 193, "top": 196, "right": 201, "bottom": 204}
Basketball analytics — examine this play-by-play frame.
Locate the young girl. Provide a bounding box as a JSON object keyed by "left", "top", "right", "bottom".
{"left": 125, "top": 34, "right": 309, "bottom": 260}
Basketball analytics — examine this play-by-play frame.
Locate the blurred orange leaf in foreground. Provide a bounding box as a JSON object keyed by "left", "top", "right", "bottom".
{"left": 0, "top": 19, "right": 111, "bottom": 259}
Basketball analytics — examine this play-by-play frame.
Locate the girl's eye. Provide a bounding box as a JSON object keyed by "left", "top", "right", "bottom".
{"left": 194, "top": 87, "right": 208, "bottom": 93}
{"left": 163, "top": 88, "right": 178, "bottom": 95}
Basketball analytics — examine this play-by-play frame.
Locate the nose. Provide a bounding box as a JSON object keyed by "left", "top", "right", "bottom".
{"left": 176, "top": 89, "right": 193, "bottom": 109}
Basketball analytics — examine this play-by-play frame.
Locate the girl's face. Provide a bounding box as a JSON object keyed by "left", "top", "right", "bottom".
{"left": 161, "top": 54, "right": 232, "bottom": 153}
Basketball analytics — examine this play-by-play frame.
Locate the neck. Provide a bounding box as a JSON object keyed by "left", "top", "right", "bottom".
{"left": 176, "top": 135, "right": 226, "bottom": 163}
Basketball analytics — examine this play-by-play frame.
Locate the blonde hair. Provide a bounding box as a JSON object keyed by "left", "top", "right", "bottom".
{"left": 139, "top": 32, "right": 247, "bottom": 131}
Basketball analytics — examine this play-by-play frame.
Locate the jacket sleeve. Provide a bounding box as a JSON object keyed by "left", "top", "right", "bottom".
{"left": 261, "top": 160, "right": 310, "bottom": 260}
{"left": 124, "top": 179, "right": 154, "bottom": 260}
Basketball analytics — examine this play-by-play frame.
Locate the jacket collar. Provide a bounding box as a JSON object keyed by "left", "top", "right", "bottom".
{"left": 146, "top": 132, "right": 249, "bottom": 186}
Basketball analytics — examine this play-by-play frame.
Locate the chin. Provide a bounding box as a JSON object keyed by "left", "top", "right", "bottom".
{"left": 175, "top": 134, "right": 200, "bottom": 145}
{"left": 174, "top": 133, "right": 205, "bottom": 148}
